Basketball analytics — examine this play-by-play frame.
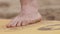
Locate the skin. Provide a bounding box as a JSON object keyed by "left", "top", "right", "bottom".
{"left": 6, "top": 0, "right": 42, "bottom": 28}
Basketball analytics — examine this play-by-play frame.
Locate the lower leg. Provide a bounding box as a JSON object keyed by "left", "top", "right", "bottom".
{"left": 20, "top": 0, "right": 39, "bottom": 15}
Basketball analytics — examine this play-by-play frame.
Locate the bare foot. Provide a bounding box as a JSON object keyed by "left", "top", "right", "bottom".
{"left": 6, "top": 0, "right": 42, "bottom": 28}
{"left": 6, "top": 12, "right": 42, "bottom": 28}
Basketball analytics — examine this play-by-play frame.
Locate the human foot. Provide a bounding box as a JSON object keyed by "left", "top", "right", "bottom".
{"left": 6, "top": 12, "right": 42, "bottom": 28}
{"left": 6, "top": 0, "right": 42, "bottom": 28}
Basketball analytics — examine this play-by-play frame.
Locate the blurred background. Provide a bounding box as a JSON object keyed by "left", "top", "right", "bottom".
{"left": 0, "top": 0, "right": 60, "bottom": 21}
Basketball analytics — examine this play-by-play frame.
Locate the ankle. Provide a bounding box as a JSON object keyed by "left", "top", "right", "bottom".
{"left": 21, "top": 0, "right": 39, "bottom": 8}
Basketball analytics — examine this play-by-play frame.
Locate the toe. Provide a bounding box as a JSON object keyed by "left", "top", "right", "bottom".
{"left": 6, "top": 22, "right": 17, "bottom": 28}
{"left": 6, "top": 20, "right": 19, "bottom": 28}
{"left": 16, "top": 21, "right": 22, "bottom": 27}
{"left": 6, "top": 24, "right": 11, "bottom": 28}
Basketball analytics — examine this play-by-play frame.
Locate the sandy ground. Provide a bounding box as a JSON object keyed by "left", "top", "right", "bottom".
{"left": 0, "top": 0, "right": 60, "bottom": 20}
{"left": 0, "top": 19, "right": 60, "bottom": 34}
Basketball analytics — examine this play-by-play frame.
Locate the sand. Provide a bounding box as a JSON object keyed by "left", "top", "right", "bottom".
{"left": 0, "top": 19, "right": 60, "bottom": 34}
